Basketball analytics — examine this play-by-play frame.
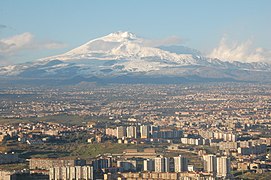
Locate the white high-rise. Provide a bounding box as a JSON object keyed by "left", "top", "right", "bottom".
{"left": 173, "top": 155, "right": 188, "bottom": 172}
{"left": 203, "top": 154, "right": 217, "bottom": 174}
{"left": 116, "top": 126, "right": 126, "bottom": 139}
{"left": 164, "top": 157, "right": 170, "bottom": 173}
{"left": 154, "top": 157, "right": 170, "bottom": 172}
{"left": 140, "top": 125, "right": 150, "bottom": 138}
{"left": 126, "top": 126, "right": 137, "bottom": 138}
{"left": 217, "top": 156, "right": 231, "bottom": 178}
{"left": 203, "top": 154, "right": 231, "bottom": 178}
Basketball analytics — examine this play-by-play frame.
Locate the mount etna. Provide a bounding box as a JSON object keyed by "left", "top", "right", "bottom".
{"left": 1, "top": 31, "right": 271, "bottom": 85}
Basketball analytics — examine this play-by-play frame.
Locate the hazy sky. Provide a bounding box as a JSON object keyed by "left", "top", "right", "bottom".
{"left": 0, "top": 0, "right": 270, "bottom": 65}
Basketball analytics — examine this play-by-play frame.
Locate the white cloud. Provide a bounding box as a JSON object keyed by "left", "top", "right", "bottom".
{"left": 209, "top": 37, "right": 271, "bottom": 63}
{"left": 0, "top": 32, "right": 33, "bottom": 53}
{"left": 0, "top": 32, "right": 66, "bottom": 64}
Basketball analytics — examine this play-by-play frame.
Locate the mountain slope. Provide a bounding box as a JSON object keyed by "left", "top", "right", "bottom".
{"left": 0, "top": 31, "right": 271, "bottom": 84}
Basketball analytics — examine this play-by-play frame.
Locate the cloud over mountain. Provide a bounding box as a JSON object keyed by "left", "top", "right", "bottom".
{"left": 0, "top": 32, "right": 66, "bottom": 65}
{"left": 209, "top": 37, "right": 271, "bottom": 63}
{"left": 0, "top": 31, "right": 271, "bottom": 84}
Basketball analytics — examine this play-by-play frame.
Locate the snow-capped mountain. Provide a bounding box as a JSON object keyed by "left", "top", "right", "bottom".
{"left": 1, "top": 31, "right": 271, "bottom": 84}
{"left": 38, "top": 31, "right": 199, "bottom": 73}
{"left": 40, "top": 32, "right": 193, "bottom": 62}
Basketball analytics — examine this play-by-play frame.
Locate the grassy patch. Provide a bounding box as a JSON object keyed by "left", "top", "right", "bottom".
{"left": 70, "top": 142, "right": 141, "bottom": 158}
{"left": 7, "top": 142, "right": 147, "bottom": 159}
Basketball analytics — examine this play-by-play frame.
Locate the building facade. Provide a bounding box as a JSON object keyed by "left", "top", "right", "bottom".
{"left": 49, "top": 166, "right": 93, "bottom": 180}
{"left": 173, "top": 155, "right": 188, "bottom": 172}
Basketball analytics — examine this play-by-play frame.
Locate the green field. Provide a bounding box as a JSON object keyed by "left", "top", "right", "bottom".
{"left": 1, "top": 141, "right": 149, "bottom": 159}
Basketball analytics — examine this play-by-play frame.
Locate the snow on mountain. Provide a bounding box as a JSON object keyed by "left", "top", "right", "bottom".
{"left": 34, "top": 31, "right": 203, "bottom": 73}
{"left": 158, "top": 45, "right": 202, "bottom": 56}
{"left": 1, "top": 31, "right": 271, "bottom": 82}
{"left": 40, "top": 31, "right": 194, "bottom": 64}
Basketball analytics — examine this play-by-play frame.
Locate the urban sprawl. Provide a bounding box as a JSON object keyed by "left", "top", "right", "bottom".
{"left": 0, "top": 83, "right": 271, "bottom": 179}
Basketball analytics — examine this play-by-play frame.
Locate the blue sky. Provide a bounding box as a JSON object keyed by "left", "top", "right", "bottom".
{"left": 0, "top": 0, "right": 270, "bottom": 64}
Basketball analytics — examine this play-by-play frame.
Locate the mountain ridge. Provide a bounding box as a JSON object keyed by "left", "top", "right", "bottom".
{"left": 1, "top": 31, "right": 271, "bottom": 84}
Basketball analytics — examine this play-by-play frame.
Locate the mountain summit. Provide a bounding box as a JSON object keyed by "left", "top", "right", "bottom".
{"left": 40, "top": 31, "right": 194, "bottom": 65}
{"left": 40, "top": 31, "right": 141, "bottom": 61}
{"left": 0, "top": 32, "right": 271, "bottom": 84}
